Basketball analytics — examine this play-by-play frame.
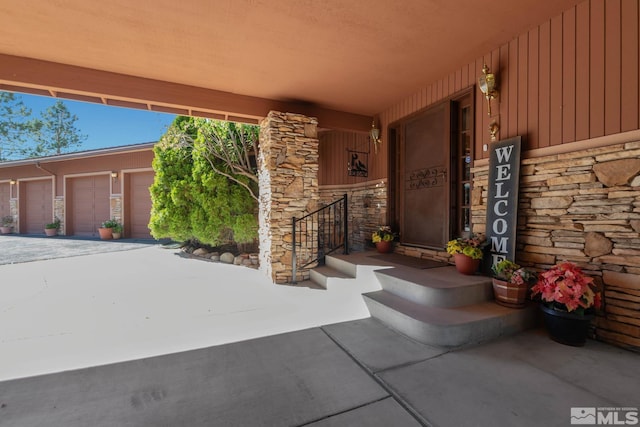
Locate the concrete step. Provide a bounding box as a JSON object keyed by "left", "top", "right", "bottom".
{"left": 363, "top": 290, "right": 537, "bottom": 348}
{"left": 325, "top": 254, "right": 358, "bottom": 278}
{"left": 374, "top": 267, "right": 493, "bottom": 308}
{"left": 309, "top": 264, "right": 355, "bottom": 289}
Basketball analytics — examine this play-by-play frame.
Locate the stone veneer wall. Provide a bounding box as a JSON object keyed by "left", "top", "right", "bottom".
{"left": 9, "top": 198, "right": 17, "bottom": 231}
{"left": 258, "top": 111, "right": 319, "bottom": 284}
{"left": 471, "top": 140, "right": 640, "bottom": 351}
{"left": 318, "top": 180, "right": 388, "bottom": 252}
{"left": 54, "top": 196, "right": 65, "bottom": 235}
{"left": 110, "top": 196, "right": 122, "bottom": 225}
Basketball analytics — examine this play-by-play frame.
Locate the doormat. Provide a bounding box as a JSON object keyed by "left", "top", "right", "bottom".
{"left": 369, "top": 253, "right": 449, "bottom": 269}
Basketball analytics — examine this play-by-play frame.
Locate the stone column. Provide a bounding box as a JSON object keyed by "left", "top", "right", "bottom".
{"left": 258, "top": 111, "right": 319, "bottom": 284}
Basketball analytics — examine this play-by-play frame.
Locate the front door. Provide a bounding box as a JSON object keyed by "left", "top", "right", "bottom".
{"left": 391, "top": 91, "right": 473, "bottom": 249}
{"left": 399, "top": 103, "right": 450, "bottom": 248}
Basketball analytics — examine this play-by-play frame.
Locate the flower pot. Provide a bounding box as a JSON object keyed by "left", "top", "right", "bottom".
{"left": 375, "top": 240, "right": 392, "bottom": 254}
{"left": 112, "top": 232, "right": 122, "bottom": 240}
{"left": 453, "top": 253, "right": 480, "bottom": 275}
{"left": 540, "top": 303, "right": 594, "bottom": 346}
{"left": 492, "top": 278, "right": 527, "bottom": 308}
{"left": 98, "top": 227, "right": 113, "bottom": 240}
{"left": 44, "top": 228, "right": 58, "bottom": 237}
{"left": 0, "top": 226, "right": 13, "bottom": 234}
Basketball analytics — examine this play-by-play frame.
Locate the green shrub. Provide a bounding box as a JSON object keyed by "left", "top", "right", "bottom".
{"left": 149, "top": 117, "right": 258, "bottom": 246}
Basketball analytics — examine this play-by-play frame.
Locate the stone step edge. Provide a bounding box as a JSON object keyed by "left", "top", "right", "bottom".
{"left": 364, "top": 290, "right": 537, "bottom": 347}
{"left": 309, "top": 265, "right": 356, "bottom": 288}
{"left": 373, "top": 269, "right": 494, "bottom": 308}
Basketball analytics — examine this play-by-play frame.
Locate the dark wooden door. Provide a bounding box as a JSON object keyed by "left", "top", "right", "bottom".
{"left": 400, "top": 103, "right": 450, "bottom": 249}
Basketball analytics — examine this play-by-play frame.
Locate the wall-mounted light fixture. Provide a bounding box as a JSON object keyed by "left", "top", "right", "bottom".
{"left": 489, "top": 121, "right": 500, "bottom": 142}
{"left": 370, "top": 119, "right": 381, "bottom": 154}
{"left": 478, "top": 64, "right": 498, "bottom": 116}
{"left": 111, "top": 171, "right": 118, "bottom": 179}
{"left": 9, "top": 179, "right": 16, "bottom": 185}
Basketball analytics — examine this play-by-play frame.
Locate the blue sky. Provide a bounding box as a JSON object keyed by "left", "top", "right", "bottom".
{"left": 17, "top": 93, "right": 177, "bottom": 151}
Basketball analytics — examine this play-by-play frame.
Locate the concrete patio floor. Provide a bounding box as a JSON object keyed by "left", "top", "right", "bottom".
{"left": 0, "top": 237, "right": 638, "bottom": 426}
{"left": 0, "top": 319, "right": 638, "bottom": 427}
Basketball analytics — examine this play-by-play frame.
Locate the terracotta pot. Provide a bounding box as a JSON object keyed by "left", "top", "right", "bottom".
{"left": 0, "top": 226, "right": 13, "bottom": 234}
{"left": 492, "top": 278, "right": 527, "bottom": 308}
{"left": 375, "top": 240, "right": 393, "bottom": 254}
{"left": 541, "top": 304, "right": 594, "bottom": 346}
{"left": 98, "top": 227, "right": 113, "bottom": 240}
{"left": 453, "top": 253, "right": 480, "bottom": 275}
{"left": 44, "top": 228, "right": 58, "bottom": 237}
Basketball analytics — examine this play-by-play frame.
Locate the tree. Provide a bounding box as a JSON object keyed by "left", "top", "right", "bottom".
{"left": 29, "top": 100, "right": 86, "bottom": 156}
{"left": 149, "top": 117, "right": 259, "bottom": 247}
{"left": 0, "top": 91, "right": 34, "bottom": 161}
{"left": 169, "top": 118, "right": 260, "bottom": 201}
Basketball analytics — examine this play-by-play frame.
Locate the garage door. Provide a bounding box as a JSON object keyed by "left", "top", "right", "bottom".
{"left": 0, "top": 182, "right": 10, "bottom": 219}
{"left": 68, "top": 175, "right": 110, "bottom": 237}
{"left": 23, "top": 180, "right": 53, "bottom": 234}
{"left": 127, "top": 172, "right": 154, "bottom": 239}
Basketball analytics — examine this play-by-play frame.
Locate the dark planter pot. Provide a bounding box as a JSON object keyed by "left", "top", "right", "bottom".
{"left": 540, "top": 304, "right": 594, "bottom": 346}
{"left": 375, "top": 240, "right": 392, "bottom": 254}
{"left": 453, "top": 253, "right": 480, "bottom": 275}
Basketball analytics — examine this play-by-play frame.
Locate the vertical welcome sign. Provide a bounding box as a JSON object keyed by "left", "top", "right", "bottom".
{"left": 486, "top": 136, "right": 521, "bottom": 269}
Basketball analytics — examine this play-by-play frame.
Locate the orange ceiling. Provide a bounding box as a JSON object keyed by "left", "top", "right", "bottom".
{"left": 0, "top": 0, "right": 582, "bottom": 118}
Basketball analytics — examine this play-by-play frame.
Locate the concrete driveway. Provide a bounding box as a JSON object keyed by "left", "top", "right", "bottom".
{"left": 0, "top": 237, "right": 373, "bottom": 381}
{"left": 0, "top": 234, "right": 159, "bottom": 265}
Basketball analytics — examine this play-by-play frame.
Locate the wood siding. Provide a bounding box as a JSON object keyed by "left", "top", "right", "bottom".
{"left": 318, "top": 130, "right": 379, "bottom": 186}
{"left": 375, "top": 0, "right": 640, "bottom": 162}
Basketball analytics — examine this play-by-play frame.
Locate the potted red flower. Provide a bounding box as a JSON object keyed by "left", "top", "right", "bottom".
{"left": 530, "top": 261, "right": 602, "bottom": 346}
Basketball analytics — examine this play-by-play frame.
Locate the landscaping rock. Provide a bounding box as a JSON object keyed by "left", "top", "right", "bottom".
{"left": 193, "top": 248, "right": 209, "bottom": 257}
{"left": 210, "top": 253, "right": 220, "bottom": 262}
{"left": 220, "top": 252, "right": 235, "bottom": 264}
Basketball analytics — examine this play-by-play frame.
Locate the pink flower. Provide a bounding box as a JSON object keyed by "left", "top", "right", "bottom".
{"left": 531, "top": 261, "right": 601, "bottom": 313}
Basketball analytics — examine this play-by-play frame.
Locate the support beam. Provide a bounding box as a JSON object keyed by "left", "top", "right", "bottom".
{"left": 0, "top": 54, "right": 371, "bottom": 132}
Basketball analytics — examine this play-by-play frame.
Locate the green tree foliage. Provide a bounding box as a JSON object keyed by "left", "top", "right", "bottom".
{"left": 29, "top": 100, "right": 86, "bottom": 156}
{"left": 149, "top": 117, "right": 259, "bottom": 246}
{"left": 0, "top": 92, "right": 34, "bottom": 161}
{"left": 194, "top": 119, "right": 259, "bottom": 201}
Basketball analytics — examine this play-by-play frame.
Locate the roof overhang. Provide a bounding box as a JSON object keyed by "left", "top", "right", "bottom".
{"left": 0, "top": 0, "right": 583, "bottom": 131}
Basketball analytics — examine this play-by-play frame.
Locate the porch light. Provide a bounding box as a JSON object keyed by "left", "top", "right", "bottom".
{"left": 9, "top": 179, "right": 16, "bottom": 185}
{"left": 111, "top": 171, "right": 118, "bottom": 179}
{"left": 370, "top": 119, "right": 381, "bottom": 154}
{"left": 478, "top": 64, "right": 498, "bottom": 116}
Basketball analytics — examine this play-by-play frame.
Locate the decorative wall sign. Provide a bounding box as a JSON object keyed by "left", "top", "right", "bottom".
{"left": 485, "top": 136, "right": 521, "bottom": 269}
{"left": 405, "top": 166, "right": 447, "bottom": 190}
{"left": 347, "top": 150, "right": 368, "bottom": 177}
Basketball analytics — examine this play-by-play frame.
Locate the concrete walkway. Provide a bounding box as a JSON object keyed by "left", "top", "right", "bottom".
{"left": 0, "top": 319, "right": 638, "bottom": 427}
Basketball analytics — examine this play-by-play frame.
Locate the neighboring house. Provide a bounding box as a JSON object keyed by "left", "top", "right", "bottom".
{"left": 1, "top": 0, "right": 638, "bottom": 351}
{"left": 0, "top": 143, "right": 155, "bottom": 238}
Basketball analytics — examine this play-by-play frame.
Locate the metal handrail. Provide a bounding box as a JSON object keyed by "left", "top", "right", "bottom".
{"left": 291, "top": 194, "right": 348, "bottom": 284}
